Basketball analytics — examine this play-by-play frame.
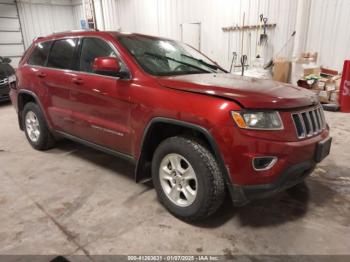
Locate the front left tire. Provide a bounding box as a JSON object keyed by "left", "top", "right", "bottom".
{"left": 152, "top": 136, "right": 226, "bottom": 221}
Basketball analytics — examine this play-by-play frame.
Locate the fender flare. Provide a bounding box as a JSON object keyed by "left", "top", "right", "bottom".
{"left": 135, "top": 117, "right": 233, "bottom": 187}
{"left": 17, "top": 89, "right": 51, "bottom": 130}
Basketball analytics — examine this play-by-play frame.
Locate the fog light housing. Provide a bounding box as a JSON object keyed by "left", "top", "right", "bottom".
{"left": 252, "top": 157, "right": 278, "bottom": 171}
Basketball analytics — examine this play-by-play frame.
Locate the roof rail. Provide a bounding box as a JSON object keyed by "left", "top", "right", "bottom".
{"left": 52, "top": 29, "right": 99, "bottom": 34}
{"left": 33, "top": 36, "right": 44, "bottom": 42}
{"left": 32, "top": 29, "right": 100, "bottom": 42}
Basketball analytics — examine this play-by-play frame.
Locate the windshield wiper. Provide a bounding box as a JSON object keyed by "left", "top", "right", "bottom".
{"left": 144, "top": 52, "right": 211, "bottom": 73}
{"left": 181, "top": 54, "right": 221, "bottom": 71}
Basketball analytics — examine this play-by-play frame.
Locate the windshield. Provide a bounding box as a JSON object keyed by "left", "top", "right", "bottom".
{"left": 118, "top": 35, "right": 225, "bottom": 76}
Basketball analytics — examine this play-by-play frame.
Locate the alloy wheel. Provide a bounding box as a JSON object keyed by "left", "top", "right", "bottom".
{"left": 25, "top": 111, "right": 40, "bottom": 143}
{"left": 159, "top": 153, "right": 198, "bottom": 207}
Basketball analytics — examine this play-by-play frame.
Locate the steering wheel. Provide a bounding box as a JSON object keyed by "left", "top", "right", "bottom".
{"left": 174, "top": 64, "right": 188, "bottom": 72}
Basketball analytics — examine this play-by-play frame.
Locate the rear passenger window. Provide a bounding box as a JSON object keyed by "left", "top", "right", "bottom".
{"left": 27, "top": 41, "right": 52, "bottom": 66}
{"left": 47, "top": 38, "right": 77, "bottom": 69}
{"left": 79, "top": 38, "right": 117, "bottom": 73}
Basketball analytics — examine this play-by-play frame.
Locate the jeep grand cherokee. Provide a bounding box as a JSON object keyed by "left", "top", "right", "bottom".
{"left": 10, "top": 31, "right": 331, "bottom": 221}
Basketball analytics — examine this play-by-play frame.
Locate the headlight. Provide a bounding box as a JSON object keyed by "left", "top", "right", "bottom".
{"left": 231, "top": 111, "right": 283, "bottom": 130}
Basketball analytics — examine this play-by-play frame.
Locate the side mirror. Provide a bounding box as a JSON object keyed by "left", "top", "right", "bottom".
{"left": 92, "top": 57, "right": 123, "bottom": 77}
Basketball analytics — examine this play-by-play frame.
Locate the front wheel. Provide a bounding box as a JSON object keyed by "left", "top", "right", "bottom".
{"left": 152, "top": 136, "right": 226, "bottom": 221}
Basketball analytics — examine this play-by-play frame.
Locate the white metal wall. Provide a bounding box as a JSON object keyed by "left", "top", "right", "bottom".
{"left": 72, "top": 0, "right": 84, "bottom": 29}
{"left": 17, "top": 0, "right": 78, "bottom": 50}
{"left": 306, "top": 0, "right": 350, "bottom": 71}
{"left": 8, "top": 0, "right": 350, "bottom": 71}
{"left": 74, "top": 0, "right": 298, "bottom": 70}
{"left": 72, "top": 0, "right": 350, "bottom": 71}
{"left": 0, "top": 0, "right": 25, "bottom": 67}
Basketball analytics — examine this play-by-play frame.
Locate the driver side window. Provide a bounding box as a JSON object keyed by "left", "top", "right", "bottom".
{"left": 79, "top": 38, "right": 125, "bottom": 74}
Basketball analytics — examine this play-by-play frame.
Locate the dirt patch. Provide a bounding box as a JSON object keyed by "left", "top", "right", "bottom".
{"left": 0, "top": 197, "right": 7, "bottom": 205}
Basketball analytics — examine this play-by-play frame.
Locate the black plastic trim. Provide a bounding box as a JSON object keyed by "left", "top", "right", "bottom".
{"left": 136, "top": 117, "right": 234, "bottom": 191}
{"left": 17, "top": 90, "right": 46, "bottom": 130}
{"left": 55, "top": 130, "right": 135, "bottom": 163}
{"left": 230, "top": 160, "right": 316, "bottom": 206}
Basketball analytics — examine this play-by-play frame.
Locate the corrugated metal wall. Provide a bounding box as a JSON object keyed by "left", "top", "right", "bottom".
{"left": 72, "top": 0, "right": 350, "bottom": 71}
{"left": 306, "top": 0, "right": 350, "bottom": 71}
{"left": 74, "top": 0, "right": 298, "bottom": 70}
{"left": 17, "top": 0, "right": 78, "bottom": 49}
{"left": 11, "top": 0, "right": 350, "bottom": 71}
{"left": 72, "top": 0, "right": 84, "bottom": 29}
{"left": 0, "top": 0, "right": 25, "bottom": 67}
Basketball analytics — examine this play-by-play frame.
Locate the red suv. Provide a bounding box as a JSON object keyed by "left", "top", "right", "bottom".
{"left": 10, "top": 31, "right": 331, "bottom": 221}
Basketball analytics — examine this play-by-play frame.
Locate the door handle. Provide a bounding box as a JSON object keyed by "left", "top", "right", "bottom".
{"left": 36, "top": 72, "right": 46, "bottom": 78}
{"left": 72, "top": 77, "right": 84, "bottom": 85}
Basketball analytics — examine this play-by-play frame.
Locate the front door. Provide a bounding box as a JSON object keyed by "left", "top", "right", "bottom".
{"left": 69, "top": 37, "right": 132, "bottom": 155}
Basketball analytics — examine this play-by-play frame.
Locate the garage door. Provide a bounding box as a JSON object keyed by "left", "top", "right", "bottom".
{"left": 0, "top": 0, "right": 25, "bottom": 68}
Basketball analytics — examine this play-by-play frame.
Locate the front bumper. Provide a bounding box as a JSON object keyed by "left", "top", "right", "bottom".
{"left": 222, "top": 127, "right": 330, "bottom": 186}
{"left": 221, "top": 128, "right": 331, "bottom": 206}
{"left": 229, "top": 160, "right": 316, "bottom": 206}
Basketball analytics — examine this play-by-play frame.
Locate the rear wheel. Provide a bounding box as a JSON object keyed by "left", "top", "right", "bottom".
{"left": 23, "top": 102, "right": 55, "bottom": 150}
{"left": 152, "top": 136, "right": 226, "bottom": 221}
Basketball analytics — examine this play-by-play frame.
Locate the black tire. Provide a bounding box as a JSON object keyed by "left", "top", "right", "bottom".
{"left": 152, "top": 136, "right": 226, "bottom": 221}
{"left": 22, "top": 102, "right": 55, "bottom": 150}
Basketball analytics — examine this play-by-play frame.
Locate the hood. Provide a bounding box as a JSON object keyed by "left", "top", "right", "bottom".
{"left": 157, "top": 73, "right": 319, "bottom": 109}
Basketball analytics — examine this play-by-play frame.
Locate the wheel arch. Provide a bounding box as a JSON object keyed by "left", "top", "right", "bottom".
{"left": 17, "top": 90, "right": 46, "bottom": 130}
{"left": 135, "top": 117, "right": 232, "bottom": 186}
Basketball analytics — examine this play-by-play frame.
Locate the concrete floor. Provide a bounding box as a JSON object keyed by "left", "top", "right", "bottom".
{"left": 0, "top": 101, "right": 349, "bottom": 258}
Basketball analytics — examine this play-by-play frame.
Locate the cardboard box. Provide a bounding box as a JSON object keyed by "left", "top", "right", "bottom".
{"left": 311, "top": 89, "right": 321, "bottom": 96}
{"left": 330, "top": 90, "right": 339, "bottom": 103}
{"left": 298, "top": 52, "right": 318, "bottom": 63}
{"left": 291, "top": 52, "right": 318, "bottom": 85}
{"left": 317, "top": 74, "right": 342, "bottom": 92}
{"left": 273, "top": 58, "right": 291, "bottom": 83}
{"left": 321, "top": 67, "right": 339, "bottom": 78}
{"left": 317, "top": 80, "right": 326, "bottom": 91}
{"left": 303, "top": 65, "right": 321, "bottom": 77}
{"left": 325, "top": 81, "right": 337, "bottom": 92}
{"left": 319, "top": 90, "right": 331, "bottom": 103}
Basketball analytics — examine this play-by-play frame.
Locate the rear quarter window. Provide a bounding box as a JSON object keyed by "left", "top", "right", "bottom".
{"left": 27, "top": 41, "right": 52, "bottom": 66}
{"left": 47, "top": 38, "right": 78, "bottom": 70}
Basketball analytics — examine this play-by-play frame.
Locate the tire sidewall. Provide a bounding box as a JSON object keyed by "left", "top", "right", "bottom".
{"left": 152, "top": 138, "right": 214, "bottom": 218}
{"left": 22, "top": 103, "right": 47, "bottom": 149}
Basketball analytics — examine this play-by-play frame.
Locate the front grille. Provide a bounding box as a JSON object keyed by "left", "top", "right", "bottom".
{"left": 292, "top": 106, "right": 326, "bottom": 139}
{"left": 0, "top": 78, "right": 9, "bottom": 86}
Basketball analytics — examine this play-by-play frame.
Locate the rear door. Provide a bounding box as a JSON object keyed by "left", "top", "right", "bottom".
{"left": 69, "top": 37, "right": 132, "bottom": 154}
{"left": 21, "top": 41, "right": 52, "bottom": 119}
{"left": 44, "top": 38, "right": 79, "bottom": 133}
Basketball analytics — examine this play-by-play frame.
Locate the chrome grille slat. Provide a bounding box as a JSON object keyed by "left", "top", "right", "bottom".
{"left": 291, "top": 105, "right": 326, "bottom": 139}
{"left": 310, "top": 111, "right": 317, "bottom": 133}
{"left": 306, "top": 111, "right": 314, "bottom": 135}
{"left": 319, "top": 108, "right": 325, "bottom": 128}
{"left": 298, "top": 113, "right": 307, "bottom": 138}
{"left": 314, "top": 109, "right": 321, "bottom": 131}
{"left": 319, "top": 107, "right": 326, "bottom": 128}
{"left": 292, "top": 114, "right": 306, "bottom": 138}
{"left": 313, "top": 110, "right": 320, "bottom": 132}
{"left": 0, "top": 78, "right": 9, "bottom": 86}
